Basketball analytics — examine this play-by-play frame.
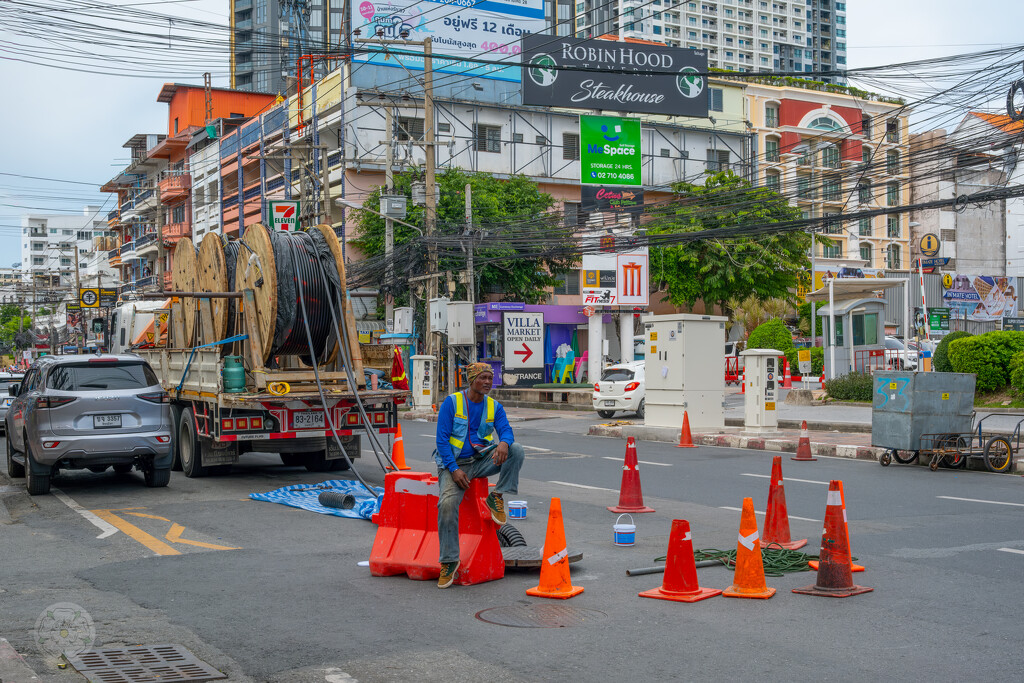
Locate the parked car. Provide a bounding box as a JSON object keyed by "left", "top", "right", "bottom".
{"left": 884, "top": 336, "right": 919, "bottom": 370}
{"left": 5, "top": 354, "right": 172, "bottom": 495}
{"left": 593, "top": 362, "right": 645, "bottom": 419}
{"left": 0, "top": 373, "right": 24, "bottom": 434}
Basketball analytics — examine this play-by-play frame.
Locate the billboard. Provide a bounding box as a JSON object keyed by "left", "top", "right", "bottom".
{"left": 942, "top": 274, "right": 1018, "bottom": 322}
{"left": 522, "top": 35, "right": 709, "bottom": 116}
{"left": 352, "top": 0, "right": 546, "bottom": 83}
{"left": 580, "top": 115, "right": 642, "bottom": 186}
{"left": 581, "top": 249, "right": 649, "bottom": 306}
{"left": 581, "top": 185, "right": 644, "bottom": 213}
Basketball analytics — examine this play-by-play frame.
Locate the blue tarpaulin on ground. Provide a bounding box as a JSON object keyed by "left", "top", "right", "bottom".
{"left": 249, "top": 480, "right": 383, "bottom": 519}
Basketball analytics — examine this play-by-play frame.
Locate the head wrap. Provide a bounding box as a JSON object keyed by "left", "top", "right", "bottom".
{"left": 466, "top": 362, "right": 493, "bottom": 384}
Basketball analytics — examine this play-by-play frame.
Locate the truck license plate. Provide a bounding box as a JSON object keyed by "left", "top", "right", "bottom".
{"left": 291, "top": 411, "right": 325, "bottom": 430}
{"left": 94, "top": 414, "right": 122, "bottom": 429}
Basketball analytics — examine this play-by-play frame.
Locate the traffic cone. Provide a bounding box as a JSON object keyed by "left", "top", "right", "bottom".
{"left": 792, "top": 420, "right": 816, "bottom": 461}
{"left": 761, "top": 456, "right": 808, "bottom": 550}
{"left": 793, "top": 480, "right": 873, "bottom": 598}
{"left": 808, "top": 480, "right": 864, "bottom": 572}
{"left": 386, "top": 423, "right": 411, "bottom": 471}
{"left": 639, "top": 519, "right": 721, "bottom": 603}
{"left": 782, "top": 359, "right": 792, "bottom": 389}
{"left": 608, "top": 437, "right": 655, "bottom": 513}
{"left": 526, "top": 498, "right": 584, "bottom": 599}
{"left": 740, "top": 368, "right": 746, "bottom": 394}
{"left": 722, "top": 497, "right": 776, "bottom": 599}
{"left": 676, "top": 410, "right": 696, "bottom": 448}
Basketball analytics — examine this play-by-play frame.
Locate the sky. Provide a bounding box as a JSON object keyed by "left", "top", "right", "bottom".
{"left": 1, "top": 0, "right": 1023, "bottom": 262}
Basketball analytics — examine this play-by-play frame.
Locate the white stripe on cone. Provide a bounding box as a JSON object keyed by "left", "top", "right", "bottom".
{"left": 738, "top": 531, "right": 759, "bottom": 551}
{"left": 547, "top": 548, "right": 568, "bottom": 565}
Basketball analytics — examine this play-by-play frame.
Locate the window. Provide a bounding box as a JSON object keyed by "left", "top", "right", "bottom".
{"left": 765, "top": 138, "right": 780, "bottom": 162}
{"left": 46, "top": 361, "right": 159, "bottom": 391}
{"left": 172, "top": 204, "right": 186, "bottom": 223}
{"left": 887, "top": 214, "right": 900, "bottom": 238}
{"left": 562, "top": 132, "right": 580, "bottom": 160}
{"left": 513, "top": 133, "right": 524, "bottom": 143}
{"left": 822, "top": 240, "right": 842, "bottom": 259}
{"left": 475, "top": 124, "right": 502, "bottom": 153}
{"left": 886, "top": 182, "right": 900, "bottom": 206}
{"left": 396, "top": 117, "right": 424, "bottom": 141}
{"left": 797, "top": 175, "right": 813, "bottom": 199}
{"left": 765, "top": 170, "right": 781, "bottom": 191}
{"left": 438, "top": 122, "right": 451, "bottom": 133}
{"left": 824, "top": 212, "right": 842, "bottom": 234}
{"left": 859, "top": 217, "right": 872, "bottom": 236}
{"left": 860, "top": 242, "right": 873, "bottom": 265}
{"left": 886, "top": 150, "right": 900, "bottom": 175}
{"left": 852, "top": 312, "right": 878, "bottom": 346}
{"left": 765, "top": 104, "right": 779, "bottom": 128}
{"left": 706, "top": 149, "right": 730, "bottom": 172}
{"left": 536, "top": 135, "right": 547, "bottom": 146}
{"left": 708, "top": 88, "right": 724, "bottom": 112}
{"left": 797, "top": 148, "right": 811, "bottom": 166}
{"left": 808, "top": 116, "right": 842, "bottom": 131}
{"left": 823, "top": 177, "right": 841, "bottom": 201}
{"left": 63, "top": 229, "right": 73, "bottom": 236}
{"left": 660, "top": 148, "right": 670, "bottom": 157}
{"left": 862, "top": 146, "right": 872, "bottom": 165}
{"left": 821, "top": 145, "right": 840, "bottom": 168}
{"left": 858, "top": 182, "right": 872, "bottom": 204}
{"left": 552, "top": 270, "right": 580, "bottom": 296}
{"left": 886, "top": 244, "right": 901, "bottom": 269}
{"left": 886, "top": 118, "right": 900, "bottom": 143}
{"left": 32, "top": 257, "right": 44, "bottom": 265}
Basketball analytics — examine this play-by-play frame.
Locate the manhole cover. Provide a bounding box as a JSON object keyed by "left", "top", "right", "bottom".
{"left": 66, "top": 644, "right": 227, "bottom": 682}
{"left": 501, "top": 546, "right": 583, "bottom": 568}
{"left": 475, "top": 604, "right": 605, "bottom": 628}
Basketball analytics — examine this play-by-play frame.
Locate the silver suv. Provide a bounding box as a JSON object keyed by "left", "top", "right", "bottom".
{"left": 5, "top": 354, "right": 172, "bottom": 495}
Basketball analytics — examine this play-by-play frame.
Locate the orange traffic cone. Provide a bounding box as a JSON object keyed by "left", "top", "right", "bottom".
{"left": 808, "top": 480, "right": 864, "bottom": 572}
{"left": 792, "top": 420, "right": 816, "bottom": 461}
{"left": 386, "top": 423, "right": 411, "bottom": 471}
{"left": 676, "top": 410, "right": 696, "bottom": 448}
{"left": 527, "top": 497, "right": 584, "bottom": 599}
{"left": 722, "top": 497, "right": 776, "bottom": 599}
{"left": 608, "top": 437, "right": 655, "bottom": 513}
{"left": 783, "top": 360, "right": 792, "bottom": 389}
{"left": 761, "top": 456, "right": 807, "bottom": 550}
{"left": 639, "top": 519, "right": 721, "bottom": 603}
{"left": 793, "top": 480, "right": 873, "bottom": 598}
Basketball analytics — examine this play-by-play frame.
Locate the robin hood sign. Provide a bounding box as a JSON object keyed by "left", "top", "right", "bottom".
{"left": 522, "top": 35, "right": 708, "bottom": 117}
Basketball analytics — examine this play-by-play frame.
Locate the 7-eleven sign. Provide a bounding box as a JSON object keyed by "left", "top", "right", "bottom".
{"left": 269, "top": 200, "right": 300, "bottom": 231}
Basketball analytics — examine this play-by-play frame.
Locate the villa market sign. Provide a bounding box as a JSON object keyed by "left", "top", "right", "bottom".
{"left": 521, "top": 35, "right": 709, "bottom": 117}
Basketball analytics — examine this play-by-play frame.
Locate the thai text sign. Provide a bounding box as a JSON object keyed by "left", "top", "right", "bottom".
{"left": 580, "top": 115, "right": 641, "bottom": 186}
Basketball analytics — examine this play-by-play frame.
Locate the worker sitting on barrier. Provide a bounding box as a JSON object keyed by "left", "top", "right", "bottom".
{"left": 434, "top": 362, "right": 524, "bottom": 589}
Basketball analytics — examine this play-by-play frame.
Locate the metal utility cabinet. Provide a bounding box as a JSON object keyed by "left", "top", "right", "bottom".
{"left": 642, "top": 313, "right": 727, "bottom": 430}
{"left": 741, "top": 349, "right": 782, "bottom": 433}
{"left": 871, "top": 371, "right": 976, "bottom": 451}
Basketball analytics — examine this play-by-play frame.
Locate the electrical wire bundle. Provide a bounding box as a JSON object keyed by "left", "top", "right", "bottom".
{"left": 268, "top": 229, "right": 338, "bottom": 363}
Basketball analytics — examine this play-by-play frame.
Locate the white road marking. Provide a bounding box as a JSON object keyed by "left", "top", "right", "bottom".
{"left": 51, "top": 488, "right": 119, "bottom": 539}
{"left": 523, "top": 445, "right": 553, "bottom": 452}
{"left": 998, "top": 547, "right": 1024, "bottom": 555}
{"left": 602, "top": 456, "right": 671, "bottom": 467}
{"left": 548, "top": 481, "right": 618, "bottom": 492}
{"left": 741, "top": 473, "right": 828, "bottom": 485}
{"left": 937, "top": 496, "right": 1024, "bottom": 508}
{"left": 719, "top": 505, "right": 820, "bottom": 523}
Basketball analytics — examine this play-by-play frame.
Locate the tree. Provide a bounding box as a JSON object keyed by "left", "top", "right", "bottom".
{"left": 350, "top": 168, "right": 578, "bottom": 305}
{"left": 648, "top": 171, "right": 812, "bottom": 316}
{"left": 0, "top": 304, "right": 32, "bottom": 347}
{"left": 747, "top": 318, "right": 795, "bottom": 352}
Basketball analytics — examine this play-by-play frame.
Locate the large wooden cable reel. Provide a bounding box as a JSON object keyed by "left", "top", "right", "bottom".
{"left": 171, "top": 240, "right": 198, "bottom": 347}
{"left": 196, "top": 233, "right": 229, "bottom": 347}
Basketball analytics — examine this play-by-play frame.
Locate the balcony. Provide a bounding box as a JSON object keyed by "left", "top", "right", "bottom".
{"left": 137, "top": 232, "right": 159, "bottom": 257}
{"left": 163, "top": 221, "right": 190, "bottom": 246}
{"left": 120, "top": 240, "right": 136, "bottom": 259}
{"left": 159, "top": 174, "right": 191, "bottom": 202}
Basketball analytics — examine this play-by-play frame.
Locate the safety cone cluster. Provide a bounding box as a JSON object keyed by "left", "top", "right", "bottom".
{"left": 792, "top": 420, "right": 816, "bottom": 462}
{"left": 676, "top": 411, "right": 696, "bottom": 448}
{"left": 527, "top": 497, "right": 584, "bottom": 599}
{"left": 608, "top": 437, "right": 655, "bottom": 513}
{"left": 793, "top": 480, "right": 873, "bottom": 598}
{"left": 386, "top": 424, "right": 411, "bottom": 471}
{"left": 761, "top": 456, "right": 807, "bottom": 550}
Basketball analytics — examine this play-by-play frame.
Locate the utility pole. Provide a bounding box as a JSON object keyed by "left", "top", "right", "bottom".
{"left": 74, "top": 246, "right": 85, "bottom": 348}
{"left": 155, "top": 184, "right": 164, "bottom": 291}
{"left": 385, "top": 107, "right": 395, "bottom": 325}
{"left": 465, "top": 182, "right": 476, "bottom": 362}
{"left": 423, "top": 38, "right": 439, "bottom": 392}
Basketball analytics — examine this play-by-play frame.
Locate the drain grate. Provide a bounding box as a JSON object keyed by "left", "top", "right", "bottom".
{"left": 501, "top": 546, "right": 583, "bottom": 568}
{"left": 475, "top": 604, "right": 606, "bottom": 628}
{"left": 66, "top": 644, "right": 227, "bottom": 683}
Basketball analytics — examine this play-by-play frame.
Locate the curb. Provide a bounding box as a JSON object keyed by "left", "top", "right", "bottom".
{"left": 0, "top": 638, "right": 42, "bottom": 682}
{"left": 724, "top": 417, "right": 871, "bottom": 434}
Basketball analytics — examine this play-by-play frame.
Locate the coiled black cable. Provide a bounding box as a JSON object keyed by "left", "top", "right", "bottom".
{"left": 269, "top": 230, "right": 337, "bottom": 362}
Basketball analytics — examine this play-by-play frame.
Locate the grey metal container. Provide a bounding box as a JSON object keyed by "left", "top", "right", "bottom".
{"left": 871, "top": 372, "right": 976, "bottom": 451}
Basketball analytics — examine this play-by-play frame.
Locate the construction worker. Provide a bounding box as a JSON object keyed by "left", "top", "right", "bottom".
{"left": 434, "top": 362, "right": 524, "bottom": 588}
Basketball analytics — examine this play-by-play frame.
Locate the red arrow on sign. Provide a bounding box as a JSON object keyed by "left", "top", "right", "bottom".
{"left": 513, "top": 343, "right": 534, "bottom": 364}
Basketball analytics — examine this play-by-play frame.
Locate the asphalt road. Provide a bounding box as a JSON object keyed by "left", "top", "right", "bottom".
{"left": 2, "top": 413, "right": 1023, "bottom": 682}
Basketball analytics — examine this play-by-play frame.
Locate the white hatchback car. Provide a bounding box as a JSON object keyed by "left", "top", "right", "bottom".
{"left": 593, "top": 362, "right": 645, "bottom": 419}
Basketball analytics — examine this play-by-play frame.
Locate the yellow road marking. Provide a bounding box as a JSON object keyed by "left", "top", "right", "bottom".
{"left": 165, "top": 523, "right": 241, "bottom": 551}
{"left": 124, "top": 512, "right": 171, "bottom": 521}
{"left": 91, "top": 510, "right": 181, "bottom": 556}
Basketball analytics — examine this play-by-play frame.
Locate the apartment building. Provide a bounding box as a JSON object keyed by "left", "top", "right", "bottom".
{"left": 20, "top": 206, "right": 112, "bottom": 288}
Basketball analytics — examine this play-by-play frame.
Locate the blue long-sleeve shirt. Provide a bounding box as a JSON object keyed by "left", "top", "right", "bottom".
{"left": 434, "top": 392, "right": 515, "bottom": 472}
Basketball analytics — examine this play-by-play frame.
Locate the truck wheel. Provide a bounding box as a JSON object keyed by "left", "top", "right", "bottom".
{"left": 302, "top": 451, "right": 333, "bottom": 472}
{"left": 280, "top": 454, "right": 304, "bottom": 467}
{"left": 25, "top": 437, "right": 51, "bottom": 496}
{"left": 170, "top": 404, "right": 183, "bottom": 471}
{"left": 7, "top": 434, "right": 24, "bottom": 478}
{"left": 179, "top": 408, "right": 209, "bottom": 478}
{"left": 329, "top": 457, "right": 352, "bottom": 472}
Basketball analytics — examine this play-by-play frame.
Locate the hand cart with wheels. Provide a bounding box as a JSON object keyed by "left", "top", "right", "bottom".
{"left": 878, "top": 412, "right": 1018, "bottom": 473}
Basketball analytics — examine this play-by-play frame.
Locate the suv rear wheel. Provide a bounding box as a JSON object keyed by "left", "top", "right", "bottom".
{"left": 144, "top": 462, "right": 171, "bottom": 487}
{"left": 179, "top": 408, "right": 209, "bottom": 478}
{"left": 6, "top": 433, "right": 24, "bottom": 478}
{"left": 24, "top": 436, "right": 51, "bottom": 496}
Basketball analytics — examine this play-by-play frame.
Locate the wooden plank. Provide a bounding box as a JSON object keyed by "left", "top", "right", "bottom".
{"left": 258, "top": 370, "right": 352, "bottom": 382}
{"left": 170, "top": 301, "right": 184, "bottom": 350}
{"left": 242, "top": 289, "right": 267, "bottom": 388}
{"left": 199, "top": 297, "right": 215, "bottom": 348}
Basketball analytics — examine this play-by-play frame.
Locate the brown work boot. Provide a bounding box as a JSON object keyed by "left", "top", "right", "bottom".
{"left": 485, "top": 492, "right": 507, "bottom": 525}
{"left": 437, "top": 561, "right": 459, "bottom": 589}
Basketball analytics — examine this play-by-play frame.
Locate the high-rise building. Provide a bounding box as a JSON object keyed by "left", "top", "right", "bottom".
{"left": 231, "top": 1, "right": 346, "bottom": 95}
{"left": 581, "top": 0, "right": 847, "bottom": 84}
{"left": 20, "top": 207, "right": 114, "bottom": 289}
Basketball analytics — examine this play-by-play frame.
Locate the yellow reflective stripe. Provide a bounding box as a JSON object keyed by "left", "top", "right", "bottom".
{"left": 486, "top": 396, "right": 495, "bottom": 423}
{"left": 449, "top": 436, "right": 464, "bottom": 449}
{"left": 453, "top": 392, "right": 466, "bottom": 419}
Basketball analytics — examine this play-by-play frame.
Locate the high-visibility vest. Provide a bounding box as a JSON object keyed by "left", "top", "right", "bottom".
{"left": 448, "top": 391, "right": 496, "bottom": 454}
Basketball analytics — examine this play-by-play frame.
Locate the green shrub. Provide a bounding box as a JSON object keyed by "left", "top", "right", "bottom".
{"left": 784, "top": 347, "right": 824, "bottom": 376}
{"left": 824, "top": 372, "right": 874, "bottom": 401}
{"left": 747, "top": 318, "right": 794, "bottom": 353}
{"left": 1010, "top": 350, "right": 1024, "bottom": 396}
{"left": 933, "top": 330, "right": 971, "bottom": 372}
{"left": 947, "top": 331, "right": 1024, "bottom": 392}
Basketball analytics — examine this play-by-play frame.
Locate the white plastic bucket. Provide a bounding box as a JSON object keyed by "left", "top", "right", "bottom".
{"left": 508, "top": 500, "right": 527, "bottom": 519}
{"left": 613, "top": 514, "right": 636, "bottom": 546}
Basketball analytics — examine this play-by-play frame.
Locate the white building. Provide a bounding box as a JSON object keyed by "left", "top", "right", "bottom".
{"left": 189, "top": 137, "right": 222, "bottom": 242}
{"left": 20, "top": 206, "right": 113, "bottom": 288}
